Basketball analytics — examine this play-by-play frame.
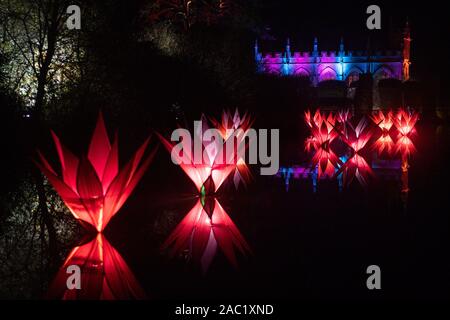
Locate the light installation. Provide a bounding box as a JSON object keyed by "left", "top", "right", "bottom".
{"left": 371, "top": 110, "right": 395, "bottom": 155}
{"left": 304, "top": 109, "right": 341, "bottom": 179}
{"left": 335, "top": 117, "right": 374, "bottom": 186}
{"left": 209, "top": 109, "right": 253, "bottom": 189}
{"left": 47, "top": 234, "right": 146, "bottom": 299}
{"left": 162, "top": 196, "right": 252, "bottom": 272}
{"left": 393, "top": 108, "right": 419, "bottom": 193}
{"left": 297, "top": 108, "right": 419, "bottom": 190}
{"left": 158, "top": 113, "right": 251, "bottom": 272}
{"left": 35, "top": 113, "right": 156, "bottom": 232}
{"left": 36, "top": 113, "right": 154, "bottom": 299}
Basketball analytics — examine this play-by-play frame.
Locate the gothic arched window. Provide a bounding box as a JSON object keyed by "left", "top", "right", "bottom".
{"left": 319, "top": 67, "right": 337, "bottom": 82}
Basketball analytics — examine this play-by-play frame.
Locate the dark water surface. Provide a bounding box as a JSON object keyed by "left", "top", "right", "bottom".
{"left": 75, "top": 118, "right": 450, "bottom": 301}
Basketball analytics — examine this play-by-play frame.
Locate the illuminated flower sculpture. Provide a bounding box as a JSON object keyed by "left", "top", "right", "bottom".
{"left": 35, "top": 113, "right": 156, "bottom": 232}
{"left": 158, "top": 115, "right": 240, "bottom": 194}
{"left": 47, "top": 234, "right": 146, "bottom": 300}
{"left": 158, "top": 116, "right": 251, "bottom": 271}
{"left": 209, "top": 109, "right": 253, "bottom": 189}
{"left": 393, "top": 108, "right": 419, "bottom": 193}
{"left": 394, "top": 108, "right": 419, "bottom": 137}
{"left": 304, "top": 109, "right": 341, "bottom": 178}
{"left": 336, "top": 109, "right": 352, "bottom": 137}
{"left": 370, "top": 110, "right": 395, "bottom": 155}
{"left": 311, "top": 147, "right": 342, "bottom": 179}
{"left": 305, "top": 109, "right": 338, "bottom": 148}
{"left": 301, "top": 108, "right": 420, "bottom": 191}
{"left": 335, "top": 117, "right": 374, "bottom": 186}
{"left": 394, "top": 108, "right": 418, "bottom": 156}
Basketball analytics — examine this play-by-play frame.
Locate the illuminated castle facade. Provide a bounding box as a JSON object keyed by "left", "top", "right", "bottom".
{"left": 254, "top": 23, "right": 412, "bottom": 109}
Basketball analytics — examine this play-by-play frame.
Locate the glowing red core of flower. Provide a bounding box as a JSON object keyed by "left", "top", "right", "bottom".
{"left": 35, "top": 113, "right": 156, "bottom": 232}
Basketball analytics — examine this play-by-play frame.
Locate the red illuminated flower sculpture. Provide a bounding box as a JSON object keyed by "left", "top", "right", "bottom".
{"left": 339, "top": 116, "right": 373, "bottom": 153}
{"left": 47, "top": 233, "right": 146, "bottom": 300}
{"left": 335, "top": 153, "right": 373, "bottom": 187}
{"left": 210, "top": 109, "right": 253, "bottom": 139}
{"left": 159, "top": 113, "right": 252, "bottom": 271}
{"left": 370, "top": 110, "right": 394, "bottom": 132}
{"left": 210, "top": 109, "right": 253, "bottom": 189}
{"left": 335, "top": 117, "right": 374, "bottom": 186}
{"left": 369, "top": 110, "right": 394, "bottom": 155}
{"left": 395, "top": 135, "right": 416, "bottom": 156}
{"left": 394, "top": 108, "right": 419, "bottom": 136}
{"left": 311, "top": 147, "right": 342, "bottom": 179}
{"left": 304, "top": 109, "right": 338, "bottom": 150}
{"left": 304, "top": 109, "right": 341, "bottom": 178}
{"left": 162, "top": 198, "right": 251, "bottom": 272}
{"left": 35, "top": 113, "right": 156, "bottom": 232}
{"left": 394, "top": 108, "right": 418, "bottom": 157}
{"left": 337, "top": 109, "right": 351, "bottom": 124}
{"left": 304, "top": 109, "right": 322, "bottom": 129}
{"left": 372, "top": 133, "right": 395, "bottom": 155}
{"left": 157, "top": 116, "right": 237, "bottom": 194}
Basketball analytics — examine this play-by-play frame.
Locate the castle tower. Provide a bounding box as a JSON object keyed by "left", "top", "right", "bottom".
{"left": 339, "top": 37, "right": 345, "bottom": 55}
{"left": 339, "top": 37, "right": 345, "bottom": 80}
{"left": 402, "top": 20, "right": 412, "bottom": 81}
{"left": 313, "top": 37, "right": 318, "bottom": 57}
{"left": 312, "top": 37, "right": 319, "bottom": 85}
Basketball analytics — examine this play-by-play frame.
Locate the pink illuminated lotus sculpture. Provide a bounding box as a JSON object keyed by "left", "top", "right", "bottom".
{"left": 370, "top": 110, "right": 395, "bottom": 155}
{"left": 394, "top": 108, "right": 418, "bottom": 156}
{"left": 158, "top": 115, "right": 239, "bottom": 194}
{"left": 394, "top": 108, "right": 419, "bottom": 137}
{"left": 159, "top": 113, "right": 252, "bottom": 271}
{"left": 304, "top": 109, "right": 338, "bottom": 149}
{"left": 304, "top": 109, "right": 341, "bottom": 178}
{"left": 209, "top": 109, "right": 253, "bottom": 189}
{"left": 337, "top": 117, "right": 374, "bottom": 186}
{"left": 35, "top": 113, "right": 156, "bottom": 232}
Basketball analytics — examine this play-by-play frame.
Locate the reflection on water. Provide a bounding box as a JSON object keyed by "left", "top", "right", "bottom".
{"left": 162, "top": 196, "right": 251, "bottom": 273}
{"left": 47, "top": 233, "right": 146, "bottom": 300}
{"left": 278, "top": 108, "right": 418, "bottom": 193}
{"left": 158, "top": 109, "right": 253, "bottom": 272}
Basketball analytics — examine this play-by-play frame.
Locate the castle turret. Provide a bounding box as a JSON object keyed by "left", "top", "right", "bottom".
{"left": 313, "top": 37, "right": 318, "bottom": 57}
{"left": 402, "top": 20, "right": 411, "bottom": 81}
{"left": 285, "top": 38, "right": 291, "bottom": 61}
{"left": 339, "top": 37, "right": 345, "bottom": 80}
{"left": 254, "top": 39, "right": 263, "bottom": 73}
{"left": 339, "top": 37, "right": 345, "bottom": 55}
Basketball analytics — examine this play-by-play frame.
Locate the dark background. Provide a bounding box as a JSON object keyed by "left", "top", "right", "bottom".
{"left": 0, "top": 0, "right": 449, "bottom": 305}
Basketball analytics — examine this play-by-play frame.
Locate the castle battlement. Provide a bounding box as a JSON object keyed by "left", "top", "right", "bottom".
{"left": 255, "top": 31, "right": 410, "bottom": 86}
